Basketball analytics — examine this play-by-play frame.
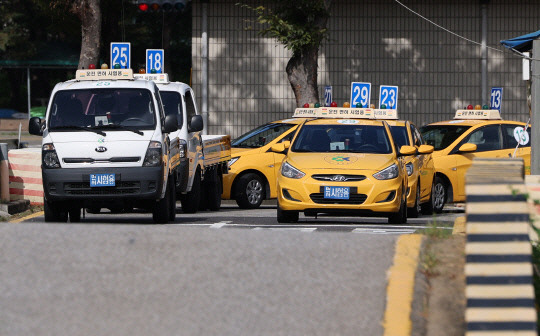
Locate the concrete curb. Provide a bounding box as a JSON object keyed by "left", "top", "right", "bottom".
{"left": 464, "top": 158, "right": 536, "bottom": 335}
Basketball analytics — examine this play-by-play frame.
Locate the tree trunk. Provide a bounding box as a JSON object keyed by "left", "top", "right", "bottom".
{"left": 71, "top": 0, "right": 101, "bottom": 69}
{"left": 285, "top": 0, "right": 332, "bottom": 108}
{"left": 286, "top": 45, "right": 320, "bottom": 107}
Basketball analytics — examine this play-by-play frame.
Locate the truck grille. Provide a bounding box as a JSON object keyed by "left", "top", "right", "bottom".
{"left": 310, "top": 193, "right": 368, "bottom": 204}
{"left": 64, "top": 182, "right": 141, "bottom": 195}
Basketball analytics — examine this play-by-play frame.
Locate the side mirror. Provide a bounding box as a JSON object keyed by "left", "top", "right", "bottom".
{"left": 29, "top": 117, "right": 43, "bottom": 136}
{"left": 458, "top": 143, "right": 477, "bottom": 153}
{"left": 163, "top": 114, "right": 178, "bottom": 133}
{"left": 188, "top": 115, "right": 203, "bottom": 133}
{"left": 399, "top": 145, "right": 417, "bottom": 156}
{"left": 270, "top": 140, "right": 290, "bottom": 153}
{"left": 418, "top": 144, "right": 434, "bottom": 154}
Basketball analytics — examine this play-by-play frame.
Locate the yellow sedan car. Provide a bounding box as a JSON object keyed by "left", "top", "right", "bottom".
{"left": 273, "top": 107, "right": 417, "bottom": 224}
{"left": 385, "top": 119, "right": 434, "bottom": 217}
{"left": 419, "top": 108, "right": 531, "bottom": 212}
{"left": 222, "top": 118, "right": 308, "bottom": 208}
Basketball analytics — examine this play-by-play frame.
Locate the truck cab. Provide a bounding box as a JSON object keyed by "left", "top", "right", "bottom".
{"left": 29, "top": 69, "right": 178, "bottom": 223}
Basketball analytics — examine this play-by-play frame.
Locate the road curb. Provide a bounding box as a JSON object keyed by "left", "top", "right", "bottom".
{"left": 383, "top": 233, "right": 423, "bottom": 336}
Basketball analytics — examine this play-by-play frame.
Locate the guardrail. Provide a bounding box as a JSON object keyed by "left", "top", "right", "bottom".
{"left": 464, "top": 158, "right": 536, "bottom": 335}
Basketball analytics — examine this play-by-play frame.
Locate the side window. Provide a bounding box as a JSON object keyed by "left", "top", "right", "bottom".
{"left": 502, "top": 124, "right": 531, "bottom": 148}
{"left": 410, "top": 124, "right": 423, "bottom": 146}
{"left": 280, "top": 128, "right": 297, "bottom": 143}
{"left": 463, "top": 125, "right": 502, "bottom": 152}
{"left": 185, "top": 90, "right": 197, "bottom": 127}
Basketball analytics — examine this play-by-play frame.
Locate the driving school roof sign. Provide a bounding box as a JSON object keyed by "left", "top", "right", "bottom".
{"left": 76, "top": 69, "right": 134, "bottom": 80}
{"left": 292, "top": 107, "right": 398, "bottom": 119}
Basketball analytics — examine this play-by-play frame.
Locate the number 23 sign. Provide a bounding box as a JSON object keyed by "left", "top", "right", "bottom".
{"left": 379, "top": 85, "right": 398, "bottom": 109}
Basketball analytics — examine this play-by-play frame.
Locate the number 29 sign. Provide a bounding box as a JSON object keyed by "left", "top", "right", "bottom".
{"left": 350, "top": 82, "right": 371, "bottom": 108}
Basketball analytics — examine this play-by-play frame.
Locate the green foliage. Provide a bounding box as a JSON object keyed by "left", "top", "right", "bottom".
{"left": 238, "top": 1, "right": 330, "bottom": 56}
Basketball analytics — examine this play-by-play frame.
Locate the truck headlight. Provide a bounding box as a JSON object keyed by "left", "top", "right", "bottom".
{"left": 143, "top": 141, "right": 162, "bottom": 167}
{"left": 281, "top": 161, "right": 305, "bottom": 179}
{"left": 405, "top": 162, "right": 414, "bottom": 176}
{"left": 42, "top": 143, "right": 60, "bottom": 168}
{"left": 373, "top": 163, "right": 399, "bottom": 180}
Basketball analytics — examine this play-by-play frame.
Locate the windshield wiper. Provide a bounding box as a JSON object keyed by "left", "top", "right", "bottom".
{"left": 92, "top": 124, "right": 144, "bottom": 136}
{"left": 51, "top": 125, "right": 106, "bottom": 136}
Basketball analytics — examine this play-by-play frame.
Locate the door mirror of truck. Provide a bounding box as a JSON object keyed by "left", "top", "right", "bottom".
{"left": 189, "top": 115, "right": 204, "bottom": 133}
{"left": 163, "top": 114, "right": 178, "bottom": 133}
{"left": 28, "top": 117, "right": 43, "bottom": 136}
{"left": 398, "top": 145, "right": 417, "bottom": 156}
{"left": 458, "top": 143, "right": 477, "bottom": 153}
{"left": 417, "top": 144, "right": 434, "bottom": 154}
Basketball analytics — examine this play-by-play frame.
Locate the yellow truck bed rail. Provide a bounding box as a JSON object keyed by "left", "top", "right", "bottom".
{"left": 201, "top": 135, "right": 232, "bottom": 167}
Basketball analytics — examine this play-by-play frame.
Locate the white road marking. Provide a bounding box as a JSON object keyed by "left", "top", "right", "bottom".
{"left": 210, "top": 221, "right": 231, "bottom": 229}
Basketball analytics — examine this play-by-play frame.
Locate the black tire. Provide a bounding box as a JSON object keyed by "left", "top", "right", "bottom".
{"left": 181, "top": 168, "right": 202, "bottom": 214}
{"left": 277, "top": 204, "right": 299, "bottom": 223}
{"left": 235, "top": 173, "right": 264, "bottom": 209}
{"left": 168, "top": 176, "right": 177, "bottom": 221}
{"left": 206, "top": 172, "right": 222, "bottom": 211}
{"left": 430, "top": 176, "right": 446, "bottom": 214}
{"left": 153, "top": 176, "right": 171, "bottom": 224}
{"left": 389, "top": 196, "right": 407, "bottom": 224}
{"left": 68, "top": 206, "right": 81, "bottom": 222}
{"left": 407, "top": 182, "right": 421, "bottom": 218}
{"left": 44, "top": 200, "right": 68, "bottom": 222}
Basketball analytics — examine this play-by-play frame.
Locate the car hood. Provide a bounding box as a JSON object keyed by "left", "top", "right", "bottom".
{"left": 286, "top": 152, "right": 396, "bottom": 172}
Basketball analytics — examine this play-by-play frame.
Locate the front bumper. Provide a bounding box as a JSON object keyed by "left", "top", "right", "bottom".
{"left": 277, "top": 173, "right": 404, "bottom": 216}
{"left": 43, "top": 166, "right": 164, "bottom": 202}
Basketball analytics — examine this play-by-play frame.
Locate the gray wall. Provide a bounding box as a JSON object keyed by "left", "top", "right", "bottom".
{"left": 192, "top": 0, "right": 537, "bottom": 138}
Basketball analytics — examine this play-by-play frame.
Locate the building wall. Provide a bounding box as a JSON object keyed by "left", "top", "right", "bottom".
{"left": 192, "top": 0, "right": 537, "bottom": 138}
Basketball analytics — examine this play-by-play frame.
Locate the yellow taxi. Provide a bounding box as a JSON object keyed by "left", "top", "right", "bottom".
{"left": 419, "top": 106, "right": 531, "bottom": 212}
{"left": 222, "top": 118, "right": 307, "bottom": 208}
{"left": 382, "top": 117, "right": 434, "bottom": 217}
{"left": 273, "top": 107, "right": 418, "bottom": 224}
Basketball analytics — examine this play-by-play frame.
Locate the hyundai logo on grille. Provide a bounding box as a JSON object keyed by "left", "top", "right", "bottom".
{"left": 331, "top": 175, "right": 347, "bottom": 181}
{"left": 95, "top": 146, "right": 107, "bottom": 153}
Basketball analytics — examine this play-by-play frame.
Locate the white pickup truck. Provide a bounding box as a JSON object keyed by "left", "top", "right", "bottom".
{"left": 135, "top": 73, "right": 231, "bottom": 213}
{"left": 29, "top": 69, "right": 230, "bottom": 223}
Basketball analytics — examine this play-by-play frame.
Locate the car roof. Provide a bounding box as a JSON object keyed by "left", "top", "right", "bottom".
{"left": 302, "top": 118, "right": 386, "bottom": 126}
{"left": 424, "top": 119, "right": 526, "bottom": 127}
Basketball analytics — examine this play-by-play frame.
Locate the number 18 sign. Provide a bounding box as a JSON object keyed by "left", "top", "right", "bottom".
{"left": 146, "top": 49, "right": 164, "bottom": 74}
{"left": 379, "top": 85, "right": 398, "bottom": 109}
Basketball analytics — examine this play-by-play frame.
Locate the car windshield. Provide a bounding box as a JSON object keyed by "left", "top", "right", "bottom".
{"left": 389, "top": 125, "right": 409, "bottom": 149}
{"left": 419, "top": 124, "right": 471, "bottom": 151}
{"left": 291, "top": 124, "right": 392, "bottom": 154}
{"left": 232, "top": 123, "right": 296, "bottom": 148}
{"left": 160, "top": 91, "right": 183, "bottom": 129}
{"left": 48, "top": 88, "right": 156, "bottom": 130}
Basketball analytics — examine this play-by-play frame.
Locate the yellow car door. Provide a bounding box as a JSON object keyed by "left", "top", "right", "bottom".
{"left": 453, "top": 124, "right": 506, "bottom": 199}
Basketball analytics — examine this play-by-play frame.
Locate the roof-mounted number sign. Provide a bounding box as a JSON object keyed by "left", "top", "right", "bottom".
{"left": 110, "top": 42, "right": 131, "bottom": 69}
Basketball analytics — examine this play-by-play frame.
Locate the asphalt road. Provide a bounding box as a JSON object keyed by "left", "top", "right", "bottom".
{"left": 1, "top": 203, "right": 460, "bottom": 336}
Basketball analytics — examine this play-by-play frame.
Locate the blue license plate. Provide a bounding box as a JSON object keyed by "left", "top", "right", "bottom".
{"left": 90, "top": 174, "right": 116, "bottom": 187}
{"left": 324, "top": 186, "right": 350, "bottom": 200}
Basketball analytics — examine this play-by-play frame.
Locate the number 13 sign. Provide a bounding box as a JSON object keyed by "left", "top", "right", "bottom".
{"left": 379, "top": 85, "right": 398, "bottom": 109}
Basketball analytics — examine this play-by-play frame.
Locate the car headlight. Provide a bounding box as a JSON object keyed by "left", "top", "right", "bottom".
{"left": 373, "top": 163, "right": 399, "bottom": 180}
{"left": 405, "top": 162, "right": 414, "bottom": 176}
{"left": 228, "top": 157, "right": 239, "bottom": 167}
{"left": 281, "top": 161, "right": 305, "bottom": 179}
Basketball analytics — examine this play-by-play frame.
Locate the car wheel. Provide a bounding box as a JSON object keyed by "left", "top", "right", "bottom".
{"left": 44, "top": 200, "right": 68, "bottom": 222}
{"left": 153, "top": 175, "right": 171, "bottom": 224}
{"left": 408, "top": 183, "right": 421, "bottom": 218}
{"left": 181, "top": 168, "right": 202, "bottom": 214}
{"left": 389, "top": 196, "right": 407, "bottom": 224}
{"left": 277, "top": 202, "right": 299, "bottom": 223}
{"left": 168, "top": 176, "right": 177, "bottom": 221}
{"left": 431, "top": 177, "right": 446, "bottom": 214}
{"left": 235, "top": 173, "right": 264, "bottom": 209}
